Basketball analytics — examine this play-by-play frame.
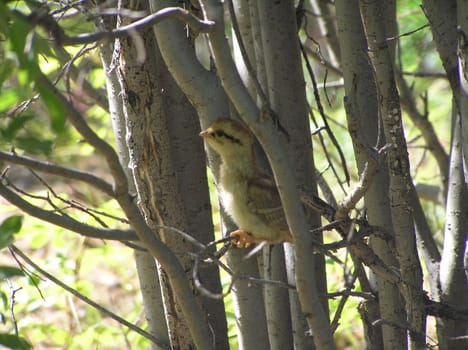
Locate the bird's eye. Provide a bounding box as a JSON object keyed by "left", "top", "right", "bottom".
{"left": 212, "top": 129, "right": 242, "bottom": 145}
{"left": 214, "top": 130, "right": 225, "bottom": 138}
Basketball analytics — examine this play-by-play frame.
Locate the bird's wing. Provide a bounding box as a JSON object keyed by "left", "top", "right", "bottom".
{"left": 247, "top": 176, "right": 289, "bottom": 232}
{"left": 300, "top": 192, "right": 336, "bottom": 222}
{"left": 248, "top": 176, "right": 336, "bottom": 226}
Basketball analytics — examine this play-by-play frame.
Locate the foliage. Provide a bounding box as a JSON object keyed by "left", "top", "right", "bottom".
{"left": 0, "top": 0, "right": 465, "bottom": 349}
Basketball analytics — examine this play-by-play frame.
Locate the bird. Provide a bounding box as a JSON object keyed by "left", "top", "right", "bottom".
{"left": 199, "top": 118, "right": 334, "bottom": 248}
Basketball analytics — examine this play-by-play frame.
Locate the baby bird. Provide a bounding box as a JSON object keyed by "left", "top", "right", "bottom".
{"left": 200, "top": 118, "right": 329, "bottom": 248}
{"left": 200, "top": 118, "right": 291, "bottom": 247}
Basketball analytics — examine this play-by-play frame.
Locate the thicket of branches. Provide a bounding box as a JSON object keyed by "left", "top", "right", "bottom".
{"left": 0, "top": 0, "right": 467, "bottom": 349}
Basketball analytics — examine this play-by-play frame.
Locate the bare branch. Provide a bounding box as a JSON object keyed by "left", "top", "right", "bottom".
{"left": 335, "top": 146, "right": 385, "bottom": 220}
{"left": 32, "top": 74, "right": 213, "bottom": 348}
{"left": 9, "top": 245, "right": 169, "bottom": 349}
{"left": 396, "top": 73, "right": 449, "bottom": 186}
{"left": 0, "top": 151, "right": 114, "bottom": 197}
{"left": 0, "top": 180, "right": 137, "bottom": 241}
{"left": 300, "top": 41, "right": 351, "bottom": 187}
{"left": 386, "top": 23, "right": 430, "bottom": 42}
{"left": 35, "top": 73, "right": 128, "bottom": 196}
{"left": 330, "top": 276, "right": 358, "bottom": 333}
{"left": 19, "top": 7, "right": 214, "bottom": 46}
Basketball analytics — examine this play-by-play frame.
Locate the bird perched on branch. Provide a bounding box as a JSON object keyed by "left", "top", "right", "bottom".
{"left": 199, "top": 118, "right": 334, "bottom": 248}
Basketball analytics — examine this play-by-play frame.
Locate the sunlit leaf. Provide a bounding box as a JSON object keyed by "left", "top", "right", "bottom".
{"left": 9, "top": 16, "right": 39, "bottom": 79}
{"left": 0, "top": 266, "right": 24, "bottom": 279}
{"left": 0, "top": 90, "right": 20, "bottom": 114}
{"left": 0, "top": 59, "right": 16, "bottom": 90}
{"left": 0, "top": 291, "right": 7, "bottom": 309}
{"left": 15, "top": 136, "right": 54, "bottom": 155}
{"left": 0, "top": 216, "right": 22, "bottom": 250}
{"left": 1, "top": 115, "right": 34, "bottom": 140}
{"left": 0, "top": 333, "right": 31, "bottom": 350}
{"left": 35, "top": 81, "right": 66, "bottom": 133}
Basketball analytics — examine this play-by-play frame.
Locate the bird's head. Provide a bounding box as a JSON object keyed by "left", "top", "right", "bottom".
{"left": 199, "top": 118, "right": 254, "bottom": 163}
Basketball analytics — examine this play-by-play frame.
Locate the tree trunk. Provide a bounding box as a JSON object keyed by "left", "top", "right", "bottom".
{"left": 112, "top": 2, "right": 227, "bottom": 348}
{"left": 98, "top": 15, "right": 170, "bottom": 350}
{"left": 360, "top": 1, "right": 426, "bottom": 348}
{"left": 335, "top": 1, "right": 407, "bottom": 348}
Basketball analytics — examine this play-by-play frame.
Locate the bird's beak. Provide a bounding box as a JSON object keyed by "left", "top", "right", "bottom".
{"left": 199, "top": 128, "right": 211, "bottom": 138}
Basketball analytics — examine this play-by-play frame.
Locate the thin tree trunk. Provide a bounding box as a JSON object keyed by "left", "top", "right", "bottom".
{"left": 437, "top": 108, "right": 468, "bottom": 350}
{"left": 202, "top": 1, "right": 336, "bottom": 348}
{"left": 150, "top": 1, "right": 270, "bottom": 348}
{"left": 114, "top": 4, "right": 227, "bottom": 347}
{"left": 116, "top": 27, "right": 196, "bottom": 348}
{"left": 256, "top": 0, "right": 329, "bottom": 348}
{"left": 436, "top": 3, "right": 468, "bottom": 346}
{"left": 421, "top": 1, "right": 468, "bottom": 348}
{"left": 360, "top": 1, "right": 426, "bottom": 348}
{"left": 98, "top": 17, "right": 169, "bottom": 350}
{"left": 335, "top": 2, "right": 407, "bottom": 349}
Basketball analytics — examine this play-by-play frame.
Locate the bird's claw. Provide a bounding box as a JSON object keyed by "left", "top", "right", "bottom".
{"left": 230, "top": 229, "right": 255, "bottom": 248}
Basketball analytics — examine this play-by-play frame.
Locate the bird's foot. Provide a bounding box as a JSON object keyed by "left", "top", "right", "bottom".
{"left": 230, "top": 229, "right": 255, "bottom": 248}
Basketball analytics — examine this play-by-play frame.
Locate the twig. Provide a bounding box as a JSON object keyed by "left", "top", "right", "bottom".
{"left": 7, "top": 280, "right": 21, "bottom": 335}
{"left": 327, "top": 290, "right": 375, "bottom": 300}
{"left": 400, "top": 71, "right": 446, "bottom": 78}
{"left": 300, "top": 41, "right": 351, "bottom": 186}
{"left": 17, "top": 7, "right": 214, "bottom": 46}
{"left": 0, "top": 180, "right": 137, "bottom": 241}
{"left": 9, "top": 245, "right": 169, "bottom": 349}
{"left": 335, "top": 150, "right": 380, "bottom": 220}
{"left": 386, "top": 23, "right": 430, "bottom": 42}
{"left": 0, "top": 151, "right": 114, "bottom": 197}
{"left": 330, "top": 282, "right": 355, "bottom": 333}
{"left": 226, "top": 0, "right": 269, "bottom": 107}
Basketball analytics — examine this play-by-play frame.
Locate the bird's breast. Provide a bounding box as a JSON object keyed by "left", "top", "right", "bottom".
{"left": 219, "top": 168, "right": 249, "bottom": 224}
{"left": 219, "top": 165, "right": 284, "bottom": 242}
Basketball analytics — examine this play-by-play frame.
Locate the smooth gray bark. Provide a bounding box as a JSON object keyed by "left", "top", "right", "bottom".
{"left": 360, "top": 1, "right": 426, "bottom": 348}
{"left": 202, "top": 1, "right": 336, "bottom": 348}
{"left": 99, "top": 19, "right": 169, "bottom": 350}
{"left": 151, "top": 1, "right": 271, "bottom": 348}
{"left": 335, "top": 1, "right": 407, "bottom": 348}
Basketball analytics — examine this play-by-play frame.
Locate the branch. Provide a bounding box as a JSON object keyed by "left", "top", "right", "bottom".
{"left": 396, "top": 72, "right": 449, "bottom": 186}
{"left": 202, "top": 1, "right": 335, "bottom": 349}
{"left": 35, "top": 73, "right": 128, "bottom": 196}
{"left": 18, "top": 7, "right": 214, "bottom": 46}
{"left": 300, "top": 41, "right": 351, "bottom": 187}
{"left": 0, "top": 151, "right": 114, "bottom": 197}
{"left": 33, "top": 74, "right": 214, "bottom": 349}
{"left": 425, "top": 297, "right": 468, "bottom": 321}
{"left": 0, "top": 180, "right": 137, "bottom": 241}
{"left": 335, "top": 145, "right": 388, "bottom": 220}
{"left": 225, "top": 0, "right": 269, "bottom": 107}
{"left": 9, "top": 245, "right": 169, "bottom": 349}
{"left": 54, "top": 46, "right": 109, "bottom": 111}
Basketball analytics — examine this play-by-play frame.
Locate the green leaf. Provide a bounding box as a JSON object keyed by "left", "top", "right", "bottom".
{"left": 26, "top": 274, "right": 41, "bottom": 287}
{"left": 0, "top": 290, "right": 7, "bottom": 309}
{"left": 0, "top": 266, "right": 24, "bottom": 279}
{"left": 8, "top": 13, "right": 66, "bottom": 133}
{"left": 0, "top": 216, "right": 22, "bottom": 250}
{"left": 15, "top": 136, "right": 53, "bottom": 155}
{"left": 8, "top": 16, "right": 39, "bottom": 79}
{"left": 0, "top": 90, "right": 20, "bottom": 114}
{"left": 0, "top": 59, "right": 17, "bottom": 91}
{"left": 0, "top": 3, "right": 11, "bottom": 38}
{"left": 35, "top": 82, "right": 66, "bottom": 133}
{"left": 0, "top": 333, "right": 31, "bottom": 350}
{"left": 1, "top": 115, "right": 34, "bottom": 140}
